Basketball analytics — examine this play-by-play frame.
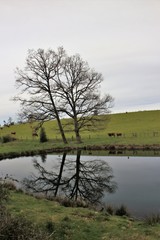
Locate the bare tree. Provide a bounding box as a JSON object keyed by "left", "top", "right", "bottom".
{"left": 13, "top": 47, "right": 68, "bottom": 144}
{"left": 14, "top": 47, "right": 113, "bottom": 144}
{"left": 55, "top": 54, "right": 114, "bottom": 143}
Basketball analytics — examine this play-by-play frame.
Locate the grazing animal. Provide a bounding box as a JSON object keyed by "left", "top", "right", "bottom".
{"left": 116, "top": 133, "right": 122, "bottom": 137}
{"left": 32, "top": 133, "right": 38, "bottom": 137}
{"left": 108, "top": 133, "right": 115, "bottom": 137}
{"left": 11, "top": 132, "right": 16, "bottom": 135}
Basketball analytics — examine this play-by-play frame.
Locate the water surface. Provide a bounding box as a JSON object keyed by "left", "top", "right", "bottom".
{"left": 0, "top": 152, "right": 160, "bottom": 218}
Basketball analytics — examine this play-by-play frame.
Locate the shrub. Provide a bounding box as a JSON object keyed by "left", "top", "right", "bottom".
{"left": 115, "top": 205, "right": 130, "bottom": 217}
{"left": 0, "top": 214, "right": 48, "bottom": 240}
{"left": 3, "top": 180, "right": 17, "bottom": 191}
{"left": 40, "top": 127, "right": 48, "bottom": 143}
{"left": 0, "top": 182, "right": 49, "bottom": 240}
{"left": 0, "top": 182, "right": 10, "bottom": 204}
{"left": 2, "top": 135, "right": 16, "bottom": 143}
{"left": 145, "top": 213, "right": 160, "bottom": 225}
{"left": 60, "top": 198, "right": 75, "bottom": 207}
{"left": 106, "top": 205, "right": 114, "bottom": 215}
{"left": 57, "top": 197, "right": 88, "bottom": 208}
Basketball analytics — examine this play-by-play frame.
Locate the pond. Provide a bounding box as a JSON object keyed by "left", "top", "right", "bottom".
{"left": 0, "top": 150, "right": 160, "bottom": 218}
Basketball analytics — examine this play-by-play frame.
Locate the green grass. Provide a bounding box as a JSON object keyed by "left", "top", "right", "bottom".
{"left": 6, "top": 190, "right": 160, "bottom": 240}
{"left": 0, "top": 110, "right": 160, "bottom": 155}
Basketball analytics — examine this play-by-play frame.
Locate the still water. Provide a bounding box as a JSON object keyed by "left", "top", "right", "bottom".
{"left": 0, "top": 152, "right": 160, "bottom": 218}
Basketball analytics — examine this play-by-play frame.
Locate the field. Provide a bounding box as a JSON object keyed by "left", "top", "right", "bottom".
{"left": 0, "top": 110, "right": 160, "bottom": 155}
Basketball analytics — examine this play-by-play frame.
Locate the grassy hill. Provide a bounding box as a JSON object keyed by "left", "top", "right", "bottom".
{"left": 0, "top": 110, "right": 160, "bottom": 155}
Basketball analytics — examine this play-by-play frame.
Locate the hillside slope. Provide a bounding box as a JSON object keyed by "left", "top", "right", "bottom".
{"left": 0, "top": 110, "right": 160, "bottom": 146}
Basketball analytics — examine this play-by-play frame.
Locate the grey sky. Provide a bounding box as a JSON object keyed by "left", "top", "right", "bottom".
{"left": 0, "top": 0, "right": 160, "bottom": 124}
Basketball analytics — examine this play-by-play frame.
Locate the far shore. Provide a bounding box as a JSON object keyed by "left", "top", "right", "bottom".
{"left": 1, "top": 143, "right": 160, "bottom": 160}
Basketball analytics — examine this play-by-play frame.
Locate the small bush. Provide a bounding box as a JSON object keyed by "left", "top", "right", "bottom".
{"left": 0, "top": 182, "right": 10, "bottom": 204}
{"left": 3, "top": 180, "right": 17, "bottom": 191}
{"left": 40, "top": 127, "right": 48, "bottom": 143}
{"left": 0, "top": 182, "right": 49, "bottom": 240}
{"left": 0, "top": 214, "right": 48, "bottom": 240}
{"left": 115, "top": 205, "right": 130, "bottom": 217}
{"left": 106, "top": 205, "right": 114, "bottom": 215}
{"left": 57, "top": 197, "right": 88, "bottom": 208}
{"left": 2, "top": 135, "right": 16, "bottom": 143}
{"left": 60, "top": 198, "right": 75, "bottom": 207}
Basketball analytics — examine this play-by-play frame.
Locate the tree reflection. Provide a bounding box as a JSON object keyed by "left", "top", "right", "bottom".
{"left": 40, "top": 153, "right": 47, "bottom": 163}
{"left": 23, "top": 150, "right": 117, "bottom": 204}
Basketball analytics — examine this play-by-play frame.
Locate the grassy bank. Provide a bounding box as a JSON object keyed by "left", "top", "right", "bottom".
{"left": 0, "top": 110, "right": 160, "bottom": 156}
{"left": 6, "top": 190, "right": 160, "bottom": 240}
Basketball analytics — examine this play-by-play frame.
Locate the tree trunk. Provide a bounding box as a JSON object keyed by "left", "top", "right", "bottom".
{"left": 56, "top": 115, "right": 68, "bottom": 144}
{"left": 75, "top": 130, "right": 82, "bottom": 144}
{"left": 48, "top": 89, "right": 68, "bottom": 144}
{"left": 74, "top": 118, "right": 82, "bottom": 143}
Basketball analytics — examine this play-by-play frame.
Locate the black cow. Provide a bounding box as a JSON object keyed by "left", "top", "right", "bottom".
{"left": 116, "top": 133, "right": 122, "bottom": 137}
{"left": 11, "top": 132, "right": 16, "bottom": 135}
{"left": 108, "top": 133, "right": 115, "bottom": 137}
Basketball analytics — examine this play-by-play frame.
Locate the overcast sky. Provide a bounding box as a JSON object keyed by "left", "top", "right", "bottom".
{"left": 0, "top": 0, "right": 160, "bottom": 124}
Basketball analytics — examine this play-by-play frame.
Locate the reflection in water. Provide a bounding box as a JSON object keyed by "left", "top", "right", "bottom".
{"left": 23, "top": 150, "right": 117, "bottom": 204}
{"left": 107, "top": 149, "right": 160, "bottom": 156}
{"left": 40, "top": 153, "right": 47, "bottom": 163}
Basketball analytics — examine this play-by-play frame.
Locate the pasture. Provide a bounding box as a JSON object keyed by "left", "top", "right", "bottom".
{"left": 0, "top": 110, "right": 160, "bottom": 154}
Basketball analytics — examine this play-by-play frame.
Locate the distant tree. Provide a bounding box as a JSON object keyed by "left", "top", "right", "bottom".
{"left": 40, "top": 127, "right": 48, "bottom": 143}
{"left": 7, "top": 117, "right": 12, "bottom": 125}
